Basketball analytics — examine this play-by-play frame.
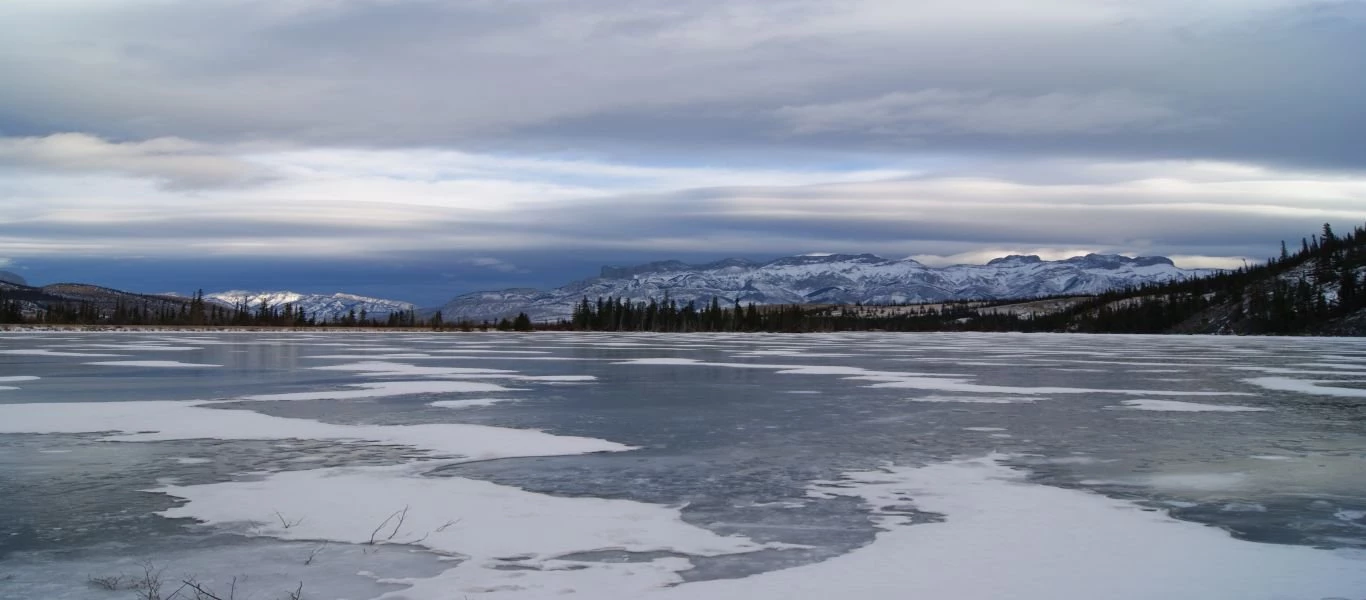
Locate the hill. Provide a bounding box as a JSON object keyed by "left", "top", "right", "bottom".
{"left": 438, "top": 252, "right": 1213, "bottom": 323}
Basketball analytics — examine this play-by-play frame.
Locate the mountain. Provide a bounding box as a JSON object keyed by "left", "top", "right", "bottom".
{"left": 437, "top": 253, "right": 1215, "bottom": 322}
{"left": 0, "top": 270, "right": 26, "bottom": 286}
{"left": 205, "top": 291, "right": 415, "bottom": 322}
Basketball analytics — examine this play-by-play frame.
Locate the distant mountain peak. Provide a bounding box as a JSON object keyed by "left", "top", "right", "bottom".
{"left": 205, "top": 290, "right": 414, "bottom": 322}
{"left": 986, "top": 255, "right": 1044, "bottom": 266}
{"left": 1060, "top": 254, "right": 1175, "bottom": 269}
{"left": 438, "top": 251, "right": 1214, "bottom": 322}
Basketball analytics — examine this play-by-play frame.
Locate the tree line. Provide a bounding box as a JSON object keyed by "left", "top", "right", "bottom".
{"left": 558, "top": 222, "right": 1366, "bottom": 335}
{"left": 6, "top": 223, "right": 1363, "bottom": 334}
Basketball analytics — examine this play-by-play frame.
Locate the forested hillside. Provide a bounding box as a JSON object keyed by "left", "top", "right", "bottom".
{"left": 560, "top": 223, "right": 1366, "bottom": 335}
{"left": 1056, "top": 223, "right": 1366, "bottom": 335}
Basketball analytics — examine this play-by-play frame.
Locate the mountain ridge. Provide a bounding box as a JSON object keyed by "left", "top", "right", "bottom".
{"left": 205, "top": 290, "right": 415, "bottom": 322}
{"left": 438, "top": 252, "right": 1214, "bottom": 322}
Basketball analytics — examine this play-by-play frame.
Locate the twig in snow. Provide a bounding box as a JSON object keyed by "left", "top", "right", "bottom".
{"left": 366, "top": 505, "right": 409, "bottom": 545}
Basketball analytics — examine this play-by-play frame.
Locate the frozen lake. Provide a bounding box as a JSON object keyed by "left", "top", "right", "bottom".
{"left": 1, "top": 331, "right": 1364, "bottom": 599}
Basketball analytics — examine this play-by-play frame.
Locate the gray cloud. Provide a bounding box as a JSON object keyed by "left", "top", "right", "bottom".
{"left": 0, "top": 134, "right": 271, "bottom": 188}
{"left": 1, "top": 0, "right": 1364, "bottom": 291}
{"left": 1, "top": 0, "right": 1363, "bottom": 168}
{"left": 1, "top": 145, "right": 1360, "bottom": 270}
{"left": 776, "top": 90, "right": 1197, "bottom": 136}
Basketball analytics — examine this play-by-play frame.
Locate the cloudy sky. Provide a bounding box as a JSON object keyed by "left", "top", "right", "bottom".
{"left": 2, "top": 0, "right": 1365, "bottom": 305}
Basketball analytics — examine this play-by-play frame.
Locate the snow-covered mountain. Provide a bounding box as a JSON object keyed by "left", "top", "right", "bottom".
{"left": 437, "top": 253, "right": 1217, "bottom": 322}
{"left": 206, "top": 291, "right": 415, "bottom": 323}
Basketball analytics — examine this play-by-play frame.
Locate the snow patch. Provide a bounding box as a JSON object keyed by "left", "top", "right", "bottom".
{"left": 85, "top": 360, "right": 222, "bottom": 368}
{"left": 909, "top": 395, "right": 1039, "bottom": 404}
{"left": 241, "top": 381, "right": 516, "bottom": 401}
{"left": 0, "top": 401, "right": 631, "bottom": 460}
{"left": 1112, "top": 399, "right": 1268, "bottom": 412}
{"left": 429, "top": 398, "right": 517, "bottom": 409}
{"left": 0, "top": 348, "right": 124, "bottom": 357}
{"left": 1243, "top": 377, "right": 1366, "bottom": 398}
{"left": 155, "top": 463, "right": 783, "bottom": 599}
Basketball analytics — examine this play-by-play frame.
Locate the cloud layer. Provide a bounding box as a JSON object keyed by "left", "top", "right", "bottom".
{"left": 1, "top": 0, "right": 1363, "bottom": 294}
{"left": 3, "top": 137, "right": 1362, "bottom": 271}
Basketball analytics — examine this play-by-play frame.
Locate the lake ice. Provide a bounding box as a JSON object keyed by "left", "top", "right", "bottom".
{"left": 1, "top": 331, "right": 1364, "bottom": 599}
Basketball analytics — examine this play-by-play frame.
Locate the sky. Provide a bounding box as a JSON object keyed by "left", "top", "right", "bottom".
{"left": 2, "top": 0, "right": 1365, "bottom": 306}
